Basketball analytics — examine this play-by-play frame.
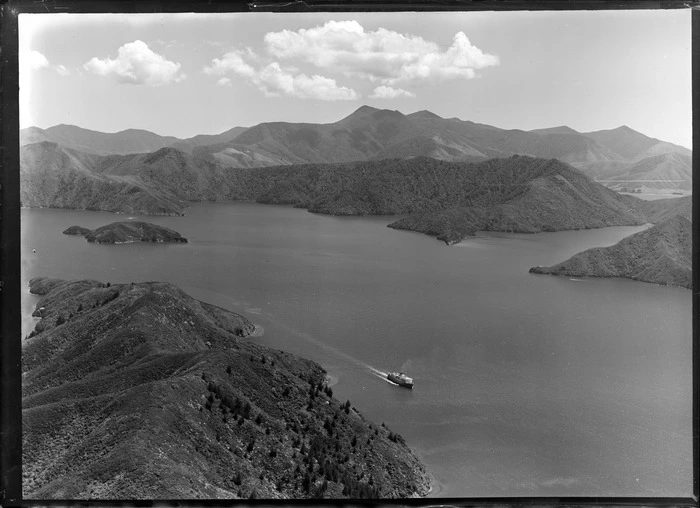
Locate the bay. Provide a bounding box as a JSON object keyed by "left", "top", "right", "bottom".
{"left": 21, "top": 202, "right": 692, "bottom": 498}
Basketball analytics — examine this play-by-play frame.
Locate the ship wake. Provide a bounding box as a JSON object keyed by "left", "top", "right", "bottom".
{"left": 369, "top": 366, "right": 396, "bottom": 385}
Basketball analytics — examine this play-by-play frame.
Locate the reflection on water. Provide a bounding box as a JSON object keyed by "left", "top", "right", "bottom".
{"left": 21, "top": 203, "right": 692, "bottom": 497}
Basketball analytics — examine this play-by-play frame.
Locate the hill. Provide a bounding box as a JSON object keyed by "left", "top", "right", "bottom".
{"left": 20, "top": 125, "right": 248, "bottom": 156}
{"left": 20, "top": 125, "right": 181, "bottom": 156}
{"left": 168, "top": 127, "right": 249, "bottom": 154}
{"left": 582, "top": 125, "right": 691, "bottom": 161}
{"left": 23, "top": 278, "right": 431, "bottom": 499}
{"left": 381, "top": 156, "right": 648, "bottom": 244}
{"left": 595, "top": 152, "right": 692, "bottom": 192}
{"left": 639, "top": 195, "right": 692, "bottom": 224}
{"left": 529, "top": 215, "right": 692, "bottom": 289}
{"left": 19, "top": 142, "right": 185, "bottom": 216}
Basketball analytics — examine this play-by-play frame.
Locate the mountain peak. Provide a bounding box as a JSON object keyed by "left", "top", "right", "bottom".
{"left": 407, "top": 110, "right": 443, "bottom": 120}
{"left": 588, "top": 124, "right": 648, "bottom": 138}
{"left": 356, "top": 105, "right": 380, "bottom": 113}
{"left": 337, "top": 105, "right": 406, "bottom": 126}
{"left": 530, "top": 125, "right": 580, "bottom": 136}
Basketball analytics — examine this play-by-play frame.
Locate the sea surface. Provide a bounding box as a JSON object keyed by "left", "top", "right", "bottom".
{"left": 21, "top": 203, "right": 693, "bottom": 498}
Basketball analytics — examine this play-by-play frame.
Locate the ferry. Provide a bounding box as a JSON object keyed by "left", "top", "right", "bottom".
{"left": 387, "top": 372, "right": 413, "bottom": 389}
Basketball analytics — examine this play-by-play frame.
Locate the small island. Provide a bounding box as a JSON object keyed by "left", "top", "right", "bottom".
{"left": 63, "top": 221, "right": 188, "bottom": 244}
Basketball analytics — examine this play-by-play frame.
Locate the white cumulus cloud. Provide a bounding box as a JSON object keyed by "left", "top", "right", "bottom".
{"left": 204, "top": 49, "right": 256, "bottom": 78}
{"left": 84, "top": 40, "right": 185, "bottom": 86}
{"left": 255, "top": 63, "right": 358, "bottom": 100}
{"left": 217, "top": 77, "right": 232, "bottom": 86}
{"left": 369, "top": 85, "right": 415, "bottom": 99}
{"left": 26, "top": 50, "right": 50, "bottom": 70}
{"left": 263, "top": 20, "right": 498, "bottom": 86}
{"left": 204, "top": 49, "right": 358, "bottom": 101}
{"left": 20, "top": 49, "right": 71, "bottom": 78}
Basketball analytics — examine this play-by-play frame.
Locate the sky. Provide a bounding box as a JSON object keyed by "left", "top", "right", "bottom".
{"left": 19, "top": 9, "right": 692, "bottom": 148}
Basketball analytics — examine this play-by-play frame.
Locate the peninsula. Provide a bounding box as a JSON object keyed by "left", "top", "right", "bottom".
{"left": 23, "top": 277, "right": 430, "bottom": 499}
{"left": 529, "top": 214, "right": 692, "bottom": 289}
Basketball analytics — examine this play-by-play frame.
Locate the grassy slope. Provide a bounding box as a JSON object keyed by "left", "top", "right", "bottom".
{"left": 23, "top": 278, "right": 430, "bottom": 500}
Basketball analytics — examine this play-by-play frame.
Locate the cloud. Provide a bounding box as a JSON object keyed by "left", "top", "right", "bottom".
{"left": 369, "top": 85, "right": 415, "bottom": 99}
{"left": 255, "top": 63, "right": 358, "bottom": 100}
{"left": 26, "top": 50, "right": 50, "bottom": 70}
{"left": 20, "top": 49, "right": 70, "bottom": 76}
{"left": 204, "top": 49, "right": 256, "bottom": 78}
{"left": 204, "top": 49, "right": 358, "bottom": 101}
{"left": 55, "top": 64, "right": 70, "bottom": 76}
{"left": 84, "top": 40, "right": 185, "bottom": 86}
{"left": 264, "top": 20, "right": 498, "bottom": 86}
{"left": 217, "top": 77, "right": 232, "bottom": 86}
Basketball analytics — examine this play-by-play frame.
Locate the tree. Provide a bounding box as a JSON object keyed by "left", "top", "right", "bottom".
{"left": 302, "top": 472, "right": 312, "bottom": 493}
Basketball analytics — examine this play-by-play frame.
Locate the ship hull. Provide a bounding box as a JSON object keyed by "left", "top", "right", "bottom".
{"left": 387, "top": 373, "right": 413, "bottom": 389}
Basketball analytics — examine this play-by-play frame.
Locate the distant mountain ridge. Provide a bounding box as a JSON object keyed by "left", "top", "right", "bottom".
{"left": 21, "top": 124, "right": 248, "bottom": 156}
{"left": 595, "top": 152, "right": 692, "bottom": 193}
{"left": 22, "top": 106, "right": 690, "bottom": 190}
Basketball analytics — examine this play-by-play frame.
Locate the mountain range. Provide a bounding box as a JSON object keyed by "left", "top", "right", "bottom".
{"left": 19, "top": 106, "right": 692, "bottom": 246}
{"left": 23, "top": 277, "right": 430, "bottom": 499}
{"left": 21, "top": 105, "right": 691, "bottom": 188}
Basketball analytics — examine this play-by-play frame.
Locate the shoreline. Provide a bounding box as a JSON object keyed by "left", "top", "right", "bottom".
{"left": 325, "top": 373, "right": 339, "bottom": 388}
{"left": 247, "top": 324, "right": 264, "bottom": 338}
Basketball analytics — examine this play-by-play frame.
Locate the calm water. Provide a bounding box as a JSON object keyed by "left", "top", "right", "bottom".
{"left": 21, "top": 203, "right": 692, "bottom": 498}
